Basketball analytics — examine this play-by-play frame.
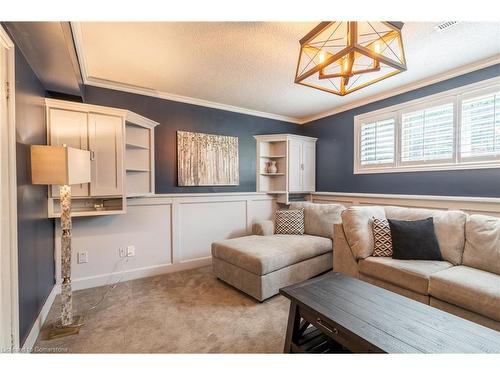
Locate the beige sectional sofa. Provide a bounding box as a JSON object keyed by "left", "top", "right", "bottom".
{"left": 334, "top": 205, "right": 500, "bottom": 331}
{"left": 212, "top": 202, "right": 345, "bottom": 301}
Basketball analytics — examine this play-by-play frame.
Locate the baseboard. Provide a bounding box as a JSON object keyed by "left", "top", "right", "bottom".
{"left": 21, "top": 284, "right": 58, "bottom": 352}
{"left": 55, "top": 257, "right": 213, "bottom": 292}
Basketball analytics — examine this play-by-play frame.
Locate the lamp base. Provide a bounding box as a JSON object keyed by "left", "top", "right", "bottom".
{"left": 45, "top": 315, "right": 85, "bottom": 340}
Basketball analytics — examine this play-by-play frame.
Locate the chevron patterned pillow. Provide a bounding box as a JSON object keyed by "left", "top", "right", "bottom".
{"left": 372, "top": 217, "right": 393, "bottom": 257}
{"left": 275, "top": 209, "right": 305, "bottom": 235}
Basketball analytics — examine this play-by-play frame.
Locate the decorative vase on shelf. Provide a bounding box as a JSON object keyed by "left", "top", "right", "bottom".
{"left": 267, "top": 160, "right": 278, "bottom": 174}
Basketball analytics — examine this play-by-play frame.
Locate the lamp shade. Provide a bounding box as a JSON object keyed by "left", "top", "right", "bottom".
{"left": 31, "top": 145, "right": 91, "bottom": 185}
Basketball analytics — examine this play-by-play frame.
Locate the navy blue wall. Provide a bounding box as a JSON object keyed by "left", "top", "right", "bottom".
{"left": 14, "top": 46, "right": 55, "bottom": 345}
{"left": 303, "top": 64, "right": 500, "bottom": 197}
{"left": 83, "top": 86, "right": 301, "bottom": 193}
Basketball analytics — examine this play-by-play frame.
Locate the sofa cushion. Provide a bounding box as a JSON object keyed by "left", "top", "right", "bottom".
{"left": 359, "top": 256, "right": 453, "bottom": 294}
{"left": 211, "top": 235, "right": 332, "bottom": 276}
{"left": 429, "top": 266, "right": 500, "bottom": 321}
{"left": 463, "top": 214, "right": 500, "bottom": 275}
{"left": 342, "top": 206, "right": 386, "bottom": 260}
{"left": 384, "top": 206, "right": 467, "bottom": 265}
{"left": 289, "top": 202, "right": 345, "bottom": 238}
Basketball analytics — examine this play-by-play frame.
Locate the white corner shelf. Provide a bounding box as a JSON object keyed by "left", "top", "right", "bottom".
{"left": 254, "top": 134, "right": 317, "bottom": 204}
{"left": 124, "top": 113, "right": 158, "bottom": 197}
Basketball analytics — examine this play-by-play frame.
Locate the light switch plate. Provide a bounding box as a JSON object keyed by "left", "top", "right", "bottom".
{"left": 77, "top": 251, "right": 88, "bottom": 264}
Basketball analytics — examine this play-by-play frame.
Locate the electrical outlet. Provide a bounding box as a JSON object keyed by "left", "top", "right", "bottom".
{"left": 127, "top": 245, "right": 135, "bottom": 257}
{"left": 119, "top": 248, "right": 127, "bottom": 258}
{"left": 77, "top": 251, "right": 88, "bottom": 264}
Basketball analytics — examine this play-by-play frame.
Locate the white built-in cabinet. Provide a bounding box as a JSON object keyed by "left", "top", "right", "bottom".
{"left": 45, "top": 99, "right": 158, "bottom": 217}
{"left": 254, "top": 134, "right": 317, "bottom": 204}
{"left": 88, "top": 113, "right": 123, "bottom": 196}
{"left": 49, "top": 108, "right": 90, "bottom": 198}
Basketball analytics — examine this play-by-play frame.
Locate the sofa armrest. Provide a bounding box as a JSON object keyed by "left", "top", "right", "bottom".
{"left": 333, "top": 223, "right": 359, "bottom": 278}
{"left": 252, "top": 220, "right": 274, "bottom": 236}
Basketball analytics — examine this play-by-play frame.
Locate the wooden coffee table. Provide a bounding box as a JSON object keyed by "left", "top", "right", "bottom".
{"left": 280, "top": 272, "right": 500, "bottom": 353}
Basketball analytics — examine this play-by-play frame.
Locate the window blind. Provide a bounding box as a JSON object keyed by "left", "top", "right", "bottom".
{"left": 401, "top": 102, "right": 454, "bottom": 163}
{"left": 360, "top": 117, "right": 395, "bottom": 165}
{"left": 460, "top": 91, "right": 500, "bottom": 159}
{"left": 354, "top": 80, "right": 500, "bottom": 174}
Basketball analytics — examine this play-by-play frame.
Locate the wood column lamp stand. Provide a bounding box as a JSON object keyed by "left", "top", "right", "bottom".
{"left": 31, "top": 145, "right": 91, "bottom": 339}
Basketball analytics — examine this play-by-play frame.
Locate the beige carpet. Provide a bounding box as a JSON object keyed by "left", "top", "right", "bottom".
{"left": 34, "top": 266, "right": 290, "bottom": 353}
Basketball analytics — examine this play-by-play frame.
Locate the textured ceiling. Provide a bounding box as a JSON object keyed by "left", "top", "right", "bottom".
{"left": 75, "top": 22, "right": 500, "bottom": 122}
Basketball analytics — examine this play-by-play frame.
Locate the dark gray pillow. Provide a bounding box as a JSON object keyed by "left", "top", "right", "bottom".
{"left": 388, "top": 217, "right": 443, "bottom": 261}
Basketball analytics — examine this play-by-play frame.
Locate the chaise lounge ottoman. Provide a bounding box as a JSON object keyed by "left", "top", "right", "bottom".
{"left": 211, "top": 202, "right": 345, "bottom": 301}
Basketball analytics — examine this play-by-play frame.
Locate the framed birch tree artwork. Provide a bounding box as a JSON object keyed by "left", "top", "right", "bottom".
{"left": 177, "top": 131, "right": 239, "bottom": 186}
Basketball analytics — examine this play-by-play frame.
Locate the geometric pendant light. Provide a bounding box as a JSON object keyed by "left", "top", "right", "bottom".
{"left": 295, "top": 21, "right": 407, "bottom": 96}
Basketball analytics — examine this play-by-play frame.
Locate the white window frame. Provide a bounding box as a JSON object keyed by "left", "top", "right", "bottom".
{"left": 355, "top": 112, "right": 397, "bottom": 170}
{"left": 458, "top": 85, "right": 500, "bottom": 164}
{"left": 354, "top": 77, "right": 500, "bottom": 174}
{"left": 399, "top": 97, "right": 456, "bottom": 167}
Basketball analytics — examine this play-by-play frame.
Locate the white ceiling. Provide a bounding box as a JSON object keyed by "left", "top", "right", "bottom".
{"left": 73, "top": 22, "right": 500, "bottom": 123}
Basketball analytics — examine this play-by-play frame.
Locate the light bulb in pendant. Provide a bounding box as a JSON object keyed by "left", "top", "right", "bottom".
{"left": 374, "top": 42, "right": 381, "bottom": 54}
{"left": 319, "top": 51, "right": 325, "bottom": 64}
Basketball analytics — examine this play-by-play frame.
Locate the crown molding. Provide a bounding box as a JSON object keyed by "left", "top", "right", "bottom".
{"left": 83, "top": 75, "right": 302, "bottom": 124}
{"left": 71, "top": 22, "right": 500, "bottom": 126}
{"left": 70, "top": 22, "right": 301, "bottom": 124}
{"left": 298, "top": 54, "right": 500, "bottom": 124}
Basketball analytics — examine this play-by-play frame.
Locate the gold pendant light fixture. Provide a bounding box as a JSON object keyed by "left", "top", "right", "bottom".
{"left": 295, "top": 21, "right": 407, "bottom": 96}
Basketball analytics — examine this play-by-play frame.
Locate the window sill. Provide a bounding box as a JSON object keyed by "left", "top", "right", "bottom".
{"left": 354, "top": 162, "right": 500, "bottom": 175}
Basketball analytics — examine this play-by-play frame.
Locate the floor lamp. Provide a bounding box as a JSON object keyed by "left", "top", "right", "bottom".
{"left": 31, "top": 145, "right": 91, "bottom": 339}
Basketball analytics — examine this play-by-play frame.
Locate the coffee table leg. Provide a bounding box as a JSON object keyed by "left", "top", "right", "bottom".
{"left": 283, "top": 301, "right": 301, "bottom": 353}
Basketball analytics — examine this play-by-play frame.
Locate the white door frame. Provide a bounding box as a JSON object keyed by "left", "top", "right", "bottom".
{"left": 0, "top": 25, "right": 19, "bottom": 352}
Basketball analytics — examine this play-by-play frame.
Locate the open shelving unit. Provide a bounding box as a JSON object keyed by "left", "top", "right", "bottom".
{"left": 124, "top": 112, "right": 158, "bottom": 197}
{"left": 48, "top": 196, "right": 125, "bottom": 218}
{"left": 255, "top": 135, "right": 289, "bottom": 203}
{"left": 254, "top": 134, "right": 317, "bottom": 204}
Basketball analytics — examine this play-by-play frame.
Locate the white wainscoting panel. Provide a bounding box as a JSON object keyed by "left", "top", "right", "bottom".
{"left": 54, "top": 193, "right": 276, "bottom": 291}
{"left": 178, "top": 200, "right": 247, "bottom": 262}
{"left": 311, "top": 192, "right": 500, "bottom": 217}
{"left": 247, "top": 197, "right": 277, "bottom": 230}
{"left": 55, "top": 204, "right": 172, "bottom": 290}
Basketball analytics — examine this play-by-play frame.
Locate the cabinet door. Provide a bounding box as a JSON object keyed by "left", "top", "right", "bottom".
{"left": 302, "top": 141, "right": 316, "bottom": 192}
{"left": 48, "top": 108, "right": 89, "bottom": 197}
{"left": 88, "top": 113, "right": 123, "bottom": 196}
{"left": 288, "top": 139, "right": 303, "bottom": 192}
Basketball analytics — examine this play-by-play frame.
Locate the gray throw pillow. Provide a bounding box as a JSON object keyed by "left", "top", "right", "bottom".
{"left": 388, "top": 217, "right": 443, "bottom": 260}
